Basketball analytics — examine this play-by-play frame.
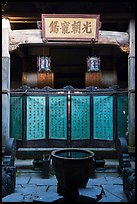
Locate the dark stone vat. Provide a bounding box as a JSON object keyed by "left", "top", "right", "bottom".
{"left": 51, "top": 148, "right": 94, "bottom": 199}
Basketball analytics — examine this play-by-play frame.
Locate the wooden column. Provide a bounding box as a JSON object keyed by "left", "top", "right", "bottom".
{"left": 2, "top": 19, "right": 11, "bottom": 148}
{"left": 128, "top": 19, "right": 135, "bottom": 147}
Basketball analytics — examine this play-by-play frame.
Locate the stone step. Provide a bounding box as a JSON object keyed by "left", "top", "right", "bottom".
{"left": 16, "top": 147, "right": 118, "bottom": 159}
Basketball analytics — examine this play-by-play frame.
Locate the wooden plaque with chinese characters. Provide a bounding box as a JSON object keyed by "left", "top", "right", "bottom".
{"left": 42, "top": 14, "right": 100, "bottom": 42}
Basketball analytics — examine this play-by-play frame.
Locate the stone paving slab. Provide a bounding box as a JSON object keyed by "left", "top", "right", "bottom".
{"left": 2, "top": 193, "right": 26, "bottom": 202}
{"left": 46, "top": 185, "right": 57, "bottom": 192}
{"left": 33, "top": 185, "right": 63, "bottom": 202}
{"left": 87, "top": 174, "right": 108, "bottom": 186}
{"left": 2, "top": 185, "right": 51, "bottom": 202}
{"left": 87, "top": 172, "right": 123, "bottom": 186}
{"left": 16, "top": 175, "right": 31, "bottom": 185}
{"left": 104, "top": 174, "right": 123, "bottom": 185}
{"left": 98, "top": 185, "right": 128, "bottom": 202}
{"left": 102, "top": 184, "right": 128, "bottom": 202}
{"left": 15, "top": 184, "right": 37, "bottom": 195}
{"left": 2, "top": 183, "right": 128, "bottom": 202}
{"left": 3, "top": 157, "right": 134, "bottom": 202}
{"left": 29, "top": 175, "right": 57, "bottom": 185}
{"left": 78, "top": 185, "right": 102, "bottom": 200}
{"left": 99, "top": 194, "right": 124, "bottom": 202}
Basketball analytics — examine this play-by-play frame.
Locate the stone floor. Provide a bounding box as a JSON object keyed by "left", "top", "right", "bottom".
{"left": 2, "top": 157, "right": 135, "bottom": 202}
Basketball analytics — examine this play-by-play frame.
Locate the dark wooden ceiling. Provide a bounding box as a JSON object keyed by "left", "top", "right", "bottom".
{"left": 2, "top": 2, "right": 135, "bottom": 31}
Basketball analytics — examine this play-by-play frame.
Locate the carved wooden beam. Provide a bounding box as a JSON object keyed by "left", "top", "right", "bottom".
{"left": 9, "top": 29, "right": 129, "bottom": 52}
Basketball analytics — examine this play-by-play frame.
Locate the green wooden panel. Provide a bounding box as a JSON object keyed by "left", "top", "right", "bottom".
{"left": 10, "top": 96, "right": 22, "bottom": 139}
{"left": 93, "top": 96, "right": 113, "bottom": 140}
{"left": 26, "top": 96, "right": 46, "bottom": 140}
{"left": 71, "top": 96, "right": 90, "bottom": 140}
{"left": 117, "top": 95, "right": 128, "bottom": 138}
{"left": 49, "top": 96, "right": 67, "bottom": 139}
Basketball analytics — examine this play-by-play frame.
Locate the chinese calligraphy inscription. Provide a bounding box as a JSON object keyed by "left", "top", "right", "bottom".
{"left": 42, "top": 15, "right": 100, "bottom": 41}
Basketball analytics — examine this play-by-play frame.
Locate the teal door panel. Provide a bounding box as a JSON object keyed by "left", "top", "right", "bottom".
{"left": 71, "top": 96, "right": 90, "bottom": 140}
{"left": 26, "top": 96, "right": 46, "bottom": 140}
{"left": 49, "top": 96, "right": 67, "bottom": 139}
{"left": 10, "top": 96, "right": 22, "bottom": 139}
{"left": 93, "top": 96, "right": 113, "bottom": 140}
{"left": 117, "top": 95, "right": 128, "bottom": 138}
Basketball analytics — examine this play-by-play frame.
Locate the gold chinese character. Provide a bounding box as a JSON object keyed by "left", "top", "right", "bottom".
{"left": 60, "top": 21, "right": 70, "bottom": 34}
{"left": 82, "top": 22, "right": 92, "bottom": 33}
{"left": 49, "top": 21, "right": 59, "bottom": 33}
{"left": 71, "top": 21, "right": 81, "bottom": 34}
